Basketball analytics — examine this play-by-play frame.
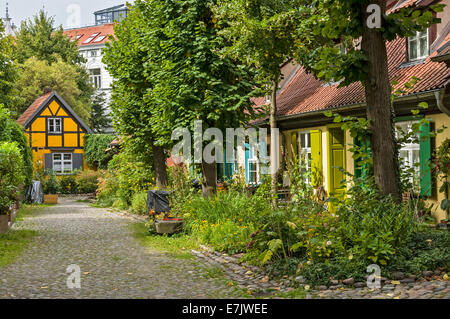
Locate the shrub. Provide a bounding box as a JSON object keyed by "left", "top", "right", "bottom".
{"left": 173, "top": 185, "right": 271, "bottom": 254}
{"left": 131, "top": 191, "right": 148, "bottom": 215}
{"left": 42, "top": 170, "right": 60, "bottom": 195}
{"left": 0, "top": 105, "right": 33, "bottom": 187}
{"left": 59, "top": 174, "right": 78, "bottom": 194}
{"left": 108, "top": 151, "right": 154, "bottom": 205}
{"left": 76, "top": 170, "right": 102, "bottom": 194}
{"left": 0, "top": 142, "right": 25, "bottom": 213}
{"left": 84, "top": 134, "right": 116, "bottom": 169}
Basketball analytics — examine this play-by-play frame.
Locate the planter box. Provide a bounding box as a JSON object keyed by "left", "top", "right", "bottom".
{"left": 155, "top": 219, "right": 183, "bottom": 235}
{"left": 0, "top": 214, "right": 9, "bottom": 234}
{"left": 43, "top": 194, "right": 58, "bottom": 204}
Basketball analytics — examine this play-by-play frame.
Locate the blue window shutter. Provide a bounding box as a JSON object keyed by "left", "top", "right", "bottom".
{"left": 245, "top": 143, "right": 249, "bottom": 184}
{"left": 419, "top": 120, "right": 432, "bottom": 197}
{"left": 44, "top": 154, "right": 53, "bottom": 171}
{"left": 260, "top": 140, "right": 268, "bottom": 178}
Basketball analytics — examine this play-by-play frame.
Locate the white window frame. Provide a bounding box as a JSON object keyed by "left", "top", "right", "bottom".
{"left": 298, "top": 131, "right": 312, "bottom": 184}
{"left": 408, "top": 30, "right": 429, "bottom": 61}
{"left": 247, "top": 145, "right": 260, "bottom": 185}
{"left": 89, "top": 68, "right": 102, "bottom": 89}
{"left": 53, "top": 153, "right": 73, "bottom": 175}
{"left": 396, "top": 121, "right": 421, "bottom": 191}
{"left": 48, "top": 118, "right": 62, "bottom": 134}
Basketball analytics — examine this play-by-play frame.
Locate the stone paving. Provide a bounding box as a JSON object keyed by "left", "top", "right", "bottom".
{"left": 0, "top": 198, "right": 240, "bottom": 299}
{"left": 1, "top": 197, "right": 449, "bottom": 299}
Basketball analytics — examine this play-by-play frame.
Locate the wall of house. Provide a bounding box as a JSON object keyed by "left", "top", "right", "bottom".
{"left": 426, "top": 113, "right": 450, "bottom": 222}
{"left": 24, "top": 98, "right": 88, "bottom": 171}
{"left": 436, "top": 0, "right": 450, "bottom": 36}
{"left": 264, "top": 112, "right": 449, "bottom": 222}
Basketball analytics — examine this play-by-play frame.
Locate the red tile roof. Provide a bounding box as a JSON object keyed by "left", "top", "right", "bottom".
{"left": 432, "top": 32, "right": 450, "bottom": 61}
{"left": 255, "top": 35, "right": 450, "bottom": 119}
{"left": 63, "top": 23, "right": 115, "bottom": 47}
{"left": 389, "top": 0, "right": 418, "bottom": 12}
{"left": 17, "top": 92, "right": 53, "bottom": 127}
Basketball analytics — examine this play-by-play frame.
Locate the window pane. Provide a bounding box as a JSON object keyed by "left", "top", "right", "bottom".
{"left": 53, "top": 154, "right": 62, "bottom": 160}
{"left": 300, "top": 134, "right": 306, "bottom": 148}
{"left": 409, "top": 39, "right": 417, "bottom": 60}
{"left": 419, "top": 37, "right": 428, "bottom": 58}
{"left": 64, "top": 154, "right": 72, "bottom": 160}
{"left": 54, "top": 162, "right": 62, "bottom": 172}
{"left": 412, "top": 149, "right": 420, "bottom": 168}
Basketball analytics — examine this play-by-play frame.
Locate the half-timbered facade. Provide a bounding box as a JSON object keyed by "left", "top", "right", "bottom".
{"left": 17, "top": 91, "right": 92, "bottom": 174}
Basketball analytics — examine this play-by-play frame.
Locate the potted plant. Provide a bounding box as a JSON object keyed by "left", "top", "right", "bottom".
{"left": 43, "top": 170, "right": 60, "bottom": 204}
{"left": 151, "top": 210, "right": 184, "bottom": 235}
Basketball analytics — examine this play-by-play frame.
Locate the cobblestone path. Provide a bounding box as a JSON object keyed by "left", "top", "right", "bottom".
{"left": 0, "top": 198, "right": 239, "bottom": 299}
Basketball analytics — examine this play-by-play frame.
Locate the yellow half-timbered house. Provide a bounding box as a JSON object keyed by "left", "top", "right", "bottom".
{"left": 17, "top": 91, "right": 92, "bottom": 174}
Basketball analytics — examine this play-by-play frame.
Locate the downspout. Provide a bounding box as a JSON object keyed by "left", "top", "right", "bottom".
{"left": 435, "top": 85, "right": 450, "bottom": 117}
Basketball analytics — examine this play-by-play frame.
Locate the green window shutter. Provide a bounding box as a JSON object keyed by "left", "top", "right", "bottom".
{"left": 419, "top": 120, "right": 432, "bottom": 197}
{"left": 354, "top": 136, "right": 371, "bottom": 179}
{"left": 310, "top": 130, "right": 322, "bottom": 187}
{"left": 244, "top": 143, "right": 250, "bottom": 184}
{"left": 217, "top": 162, "right": 224, "bottom": 182}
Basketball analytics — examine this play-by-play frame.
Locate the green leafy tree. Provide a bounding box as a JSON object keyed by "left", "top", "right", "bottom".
{"left": 213, "top": 0, "right": 302, "bottom": 205}
{"left": 13, "top": 10, "right": 84, "bottom": 65}
{"left": 84, "top": 134, "right": 116, "bottom": 169}
{"left": 10, "top": 57, "right": 91, "bottom": 123}
{"left": 290, "top": 0, "right": 444, "bottom": 200}
{"left": 90, "top": 91, "right": 110, "bottom": 133}
{"left": 0, "top": 21, "right": 18, "bottom": 109}
{"left": 104, "top": 0, "right": 258, "bottom": 195}
{"left": 11, "top": 10, "right": 93, "bottom": 122}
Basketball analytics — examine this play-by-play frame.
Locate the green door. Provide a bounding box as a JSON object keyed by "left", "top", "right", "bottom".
{"left": 327, "top": 126, "right": 346, "bottom": 198}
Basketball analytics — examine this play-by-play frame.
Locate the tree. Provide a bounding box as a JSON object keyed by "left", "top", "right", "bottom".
{"left": 90, "top": 91, "right": 110, "bottom": 133}
{"left": 13, "top": 10, "right": 84, "bottom": 65}
{"left": 290, "top": 0, "right": 443, "bottom": 200}
{"left": 104, "top": 4, "right": 167, "bottom": 189}
{"left": 213, "top": 0, "right": 302, "bottom": 205}
{"left": 104, "top": 0, "right": 258, "bottom": 196}
{"left": 11, "top": 10, "right": 93, "bottom": 122}
{"left": 0, "top": 21, "right": 17, "bottom": 109}
{"left": 10, "top": 57, "right": 91, "bottom": 123}
{"left": 84, "top": 134, "right": 116, "bottom": 169}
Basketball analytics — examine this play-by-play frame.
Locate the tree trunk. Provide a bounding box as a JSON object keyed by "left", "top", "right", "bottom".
{"left": 152, "top": 145, "right": 169, "bottom": 189}
{"left": 361, "top": 0, "right": 401, "bottom": 201}
{"left": 201, "top": 160, "right": 216, "bottom": 198}
{"left": 270, "top": 79, "right": 279, "bottom": 208}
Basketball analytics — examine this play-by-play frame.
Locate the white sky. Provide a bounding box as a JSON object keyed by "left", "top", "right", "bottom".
{"left": 5, "top": 0, "right": 133, "bottom": 29}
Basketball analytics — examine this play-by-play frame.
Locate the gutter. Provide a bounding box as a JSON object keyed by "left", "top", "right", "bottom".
{"left": 435, "top": 83, "right": 450, "bottom": 117}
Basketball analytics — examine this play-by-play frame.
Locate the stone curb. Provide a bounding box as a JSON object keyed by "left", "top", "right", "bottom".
{"left": 191, "top": 247, "right": 294, "bottom": 295}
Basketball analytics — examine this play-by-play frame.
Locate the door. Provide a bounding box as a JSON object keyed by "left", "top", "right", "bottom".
{"left": 327, "top": 126, "right": 346, "bottom": 198}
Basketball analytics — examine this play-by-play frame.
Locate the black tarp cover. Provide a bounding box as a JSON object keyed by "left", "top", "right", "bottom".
{"left": 147, "top": 190, "right": 171, "bottom": 213}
